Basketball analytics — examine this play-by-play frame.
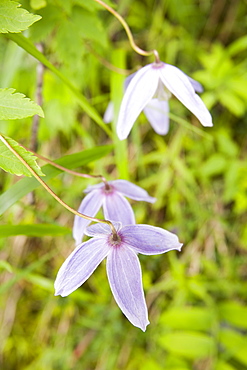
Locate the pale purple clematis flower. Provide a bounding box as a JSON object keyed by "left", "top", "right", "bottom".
{"left": 55, "top": 222, "right": 183, "bottom": 331}
{"left": 104, "top": 78, "right": 170, "bottom": 135}
{"left": 117, "top": 62, "right": 213, "bottom": 140}
{"left": 73, "top": 180, "right": 156, "bottom": 245}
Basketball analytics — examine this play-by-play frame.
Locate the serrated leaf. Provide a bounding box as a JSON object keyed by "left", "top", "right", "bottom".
{"left": 0, "top": 88, "right": 44, "bottom": 120}
{"left": 0, "top": 144, "right": 113, "bottom": 215}
{"left": 0, "top": 135, "right": 45, "bottom": 177}
{"left": 0, "top": 0, "right": 41, "bottom": 33}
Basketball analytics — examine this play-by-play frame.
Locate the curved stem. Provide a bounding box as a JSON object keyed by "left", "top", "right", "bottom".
{"left": 0, "top": 134, "right": 117, "bottom": 234}
{"left": 24, "top": 146, "right": 108, "bottom": 184}
{"left": 93, "top": 0, "right": 159, "bottom": 60}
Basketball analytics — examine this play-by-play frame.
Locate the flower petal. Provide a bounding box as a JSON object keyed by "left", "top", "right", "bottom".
{"left": 143, "top": 99, "right": 170, "bottom": 135}
{"left": 103, "top": 101, "right": 114, "bottom": 123}
{"left": 117, "top": 64, "right": 160, "bottom": 140}
{"left": 85, "top": 221, "right": 122, "bottom": 237}
{"left": 107, "top": 246, "right": 149, "bottom": 331}
{"left": 103, "top": 192, "right": 136, "bottom": 225}
{"left": 187, "top": 76, "right": 203, "bottom": 93}
{"left": 159, "top": 64, "right": 213, "bottom": 127}
{"left": 124, "top": 71, "right": 136, "bottom": 90}
{"left": 73, "top": 190, "right": 103, "bottom": 245}
{"left": 54, "top": 237, "right": 111, "bottom": 297}
{"left": 121, "top": 225, "right": 183, "bottom": 255}
{"left": 84, "top": 182, "right": 105, "bottom": 193}
{"left": 111, "top": 180, "right": 156, "bottom": 203}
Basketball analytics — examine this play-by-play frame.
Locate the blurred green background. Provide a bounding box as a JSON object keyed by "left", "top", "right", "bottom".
{"left": 0, "top": 0, "right": 247, "bottom": 369}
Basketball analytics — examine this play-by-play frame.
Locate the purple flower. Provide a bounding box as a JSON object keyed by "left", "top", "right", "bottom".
{"left": 73, "top": 180, "right": 156, "bottom": 245}
{"left": 55, "top": 222, "right": 182, "bottom": 331}
{"left": 117, "top": 62, "right": 213, "bottom": 140}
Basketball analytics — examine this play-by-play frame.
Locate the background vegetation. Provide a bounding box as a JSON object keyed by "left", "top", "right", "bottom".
{"left": 0, "top": 0, "right": 247, "bottom": 369}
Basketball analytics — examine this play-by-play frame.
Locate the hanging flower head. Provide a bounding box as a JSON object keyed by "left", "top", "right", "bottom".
{"left": 116, "top": 62, "right": 213, "bottom": 140}
{"left": 73, "top": 180, "right": 156, "bottom": 245}
{"left": 55, "top": 222, "right": 182, "bottom": 331}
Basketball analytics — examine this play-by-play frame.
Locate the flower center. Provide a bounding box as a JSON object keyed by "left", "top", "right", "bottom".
{"left": 104, "top": 183, "right": 113, "bottom": 194}
{"left": 108, "top": 232, "right": 122, "bottom": 248}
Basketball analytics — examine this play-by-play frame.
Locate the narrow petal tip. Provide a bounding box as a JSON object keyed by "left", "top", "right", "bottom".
{"left": 139, "top": 319, "right": 150, "bottom": 332}
{"left": 54, "top": 289, "right": 65, "bottom": 297}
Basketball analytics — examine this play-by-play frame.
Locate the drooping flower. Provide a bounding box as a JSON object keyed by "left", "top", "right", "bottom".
{"left": 55, "top": 222, "right": 183, "bottom": 331}
{"left": 116, "top": 62, "right": 213, "bottom": 140}
{"left": 73, "top": 180, "right": 156, "bottom": 245}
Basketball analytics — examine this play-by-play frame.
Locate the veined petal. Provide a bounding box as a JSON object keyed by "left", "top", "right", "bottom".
{"left": 85, "top": 221, "right": 122, "bottom": 237}
{"left": 111, "top": 180, "right": 156, "bottom": 203}
{"left": 117, "top": 64, "right": 160, "bottom": 140}
{"left": 159, "top": 64, "right": 213, "bottom": 127}
{"left": 54, "top": 238, "right": 111, "bottom": 297}
{"left": 107, "top": 246, "right": 149, "bottom": 331}
{"left": 143, "top": 99, "right": 170, "bottom": 135}
{"left": 73, "top": 190, "right": 103, "bottom": 245}
{"left": 84, "top": 182, "right": 105, "bottom": 193}
{"left": 103, "top": 192, "right": 135, "bottom": 225}
{"left": 122, "top": 225, "right": 183, "bottom": 255}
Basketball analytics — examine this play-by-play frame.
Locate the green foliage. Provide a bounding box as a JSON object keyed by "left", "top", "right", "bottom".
{"left": 0, "top": 0, "right": 247, "bottom": 369}
{"left": 0, "top": 88, "right": 44, "bottom": 120}
{"left": 0, "top": 0, "right": 41, "bottom": 33}
{"left": 0, "top": 145, "right": 113, "bottom": 215}
{"left": 0, "top": 135, "right": 44, "bottom": 176}
{"left": 194, "top": 42, "right": 247, "bottom": 116}
{"left": 0, "top": 224, "right": 71, "bottom": 237}
{"left": 158, "top": 331, "right": 215, "bottom": 360}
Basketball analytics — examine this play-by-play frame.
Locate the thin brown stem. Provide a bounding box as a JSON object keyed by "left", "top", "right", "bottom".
{"left": 23, "top": 146, "right": 108, "bottom": 184}
{"left": 0, "top": 134, "right": 117, "bottom": 235}
{"left": 93, "top": 0, "right": 159, "bottom": 60}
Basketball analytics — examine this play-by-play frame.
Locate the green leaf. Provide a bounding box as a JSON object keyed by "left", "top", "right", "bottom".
{"left": 25, "top": 274, "right": 54, "bottom": 292}
{"left": 5, "top": 33, "right": 112, "bottom": 137}
{"left": 0, "top": 144, "right": 113, "bottom": 215}
{"left": 25, "top": 273, "right": 54, "bottom": 291}
{"left": 160, "top": 307, "right": 214, "bottom": 332}
{"left": 0, "top": 224, "right": 71, "bottom": 237}
{"left": 0, "top": 135, "right": 45, "bottom": 177}
{"left": 199, "top": 153, "right": 227, "bottom": 177}
{"left": 71, "top": 7, "right": 108, "bottom": 47}
{"left": 215, "top": 360, "right": 236, "bottom": 370}
{"left": 0, "top": 260, "right": 13, "bottom": 273}
{"left": 219, "top": 328, "right": 247, "bottom": 366}
{"left": 0, "top": 0, "right": 41, "bottom": 33}
{"left": 158, "top": 331, "right": 215, "bottom": 360}
{"left": 219, "top": 301, "right": 247, "bottom": 329}
{"left": 30, "top": 0, "right": 47, "bottom": 11}
{"left": 0, "top": 88, "right": 44, "bottom": 120}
